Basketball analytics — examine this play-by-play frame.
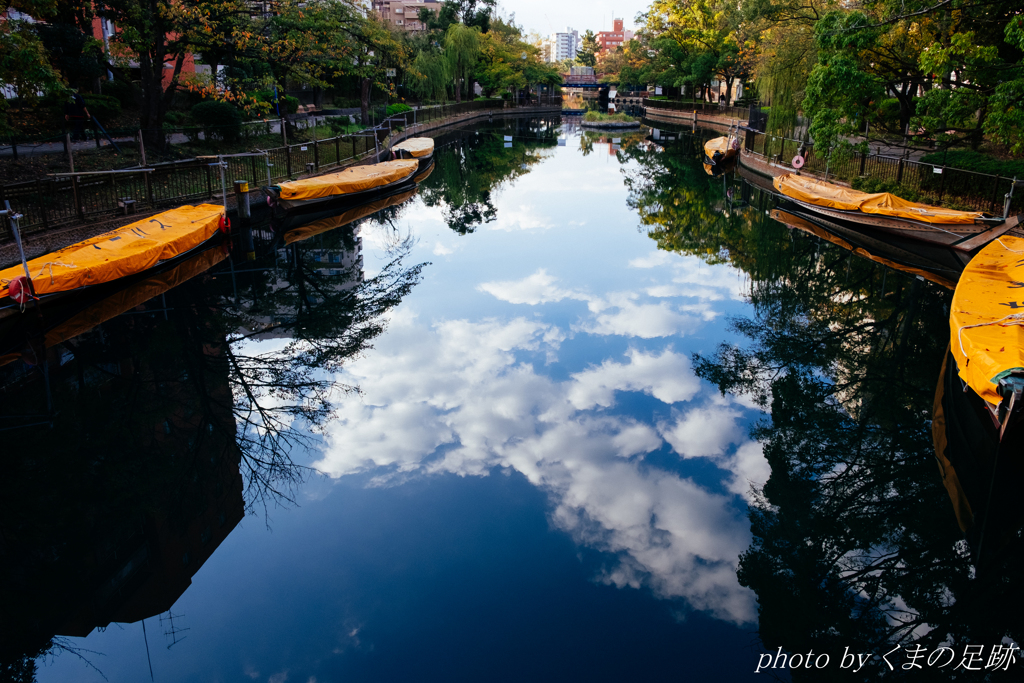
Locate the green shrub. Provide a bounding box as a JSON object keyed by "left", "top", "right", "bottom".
{"left": 253, "top": 91, "right": 299, "bottom": 115}
{"left": 190, "top": 100, "right": 243, "bottom": 142}
{"left": 919, "top": 150, "right": 1024, "bottom": 178}
{"left": 101, "top": 78, "right": 140, "bottom": 108}
{"left": 582, "top": 111, "right": 636, "bottom": 123}
{"left": 82, "top": 94, "right": 121, "bottom": 122}
{"left": 386, "top": 103, "right": 413, "bottom": 116}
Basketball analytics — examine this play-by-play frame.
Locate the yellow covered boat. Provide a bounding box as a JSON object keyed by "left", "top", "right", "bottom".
{"left": 950, "top": 235, "right": 1024, "bottom": 413}
{"left": 267, "top": 160, "right": 419, "bottom": 211}
{"left": 773, "top": 173, "right": 1023, "bottom": 252}
{"left": 392, "top": 137, "right": 434, "bottom": 162}
{"left": 702, "top": 135, "right": 739, "bottom": 176}
{"left": 0, "top": 204, "right": 224, "bottom": 316}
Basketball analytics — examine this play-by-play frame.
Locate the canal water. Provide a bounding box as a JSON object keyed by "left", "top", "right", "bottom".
{"left": 3, "top": 115, "right": 1010, "bottom": 682}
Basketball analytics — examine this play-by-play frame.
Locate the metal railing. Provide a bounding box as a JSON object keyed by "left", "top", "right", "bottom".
{"left": 0, "top": 99, "right": 562, "bottom": 237}
{"left": 744, "top": 131, "right": 1024, "bottom": 215}
{"left": 642, "top": 99, "right": 750, "bottom": 121}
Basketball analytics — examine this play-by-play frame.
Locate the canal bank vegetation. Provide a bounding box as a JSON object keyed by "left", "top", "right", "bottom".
{"left": 607, "top": 0, "right": 1024, "bottom": 159}
{"left": 0, "top": 0, "right": 561, "bottom": 164}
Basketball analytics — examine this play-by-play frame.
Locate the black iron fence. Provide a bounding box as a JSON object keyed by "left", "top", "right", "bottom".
{"left": 744, "top": 131, "right": 1023, "bottom": 215}
{"left": 0, "top": 98, "right": 561, "bottom": 238}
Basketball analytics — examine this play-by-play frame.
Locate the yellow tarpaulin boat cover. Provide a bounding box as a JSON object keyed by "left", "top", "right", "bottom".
{"left": 704, "top": 136, "right": 729, "bottom": 158}
{"left": 0, "top": 204, "right": 223, "bottom": 300}
{"left": 284, "top": 189, "right": 418, "bottom": 245}
{"left": 950, "top": 235, "right": 1024, "bottom": 406}
{"left": 393, "top": 138, "right": 434, "bottom": 158}
{"left": 774, "top": 173, "right": 989, "bottom": 225}
{"left": 275, "top": 160, "right": 418, "bottom": 202}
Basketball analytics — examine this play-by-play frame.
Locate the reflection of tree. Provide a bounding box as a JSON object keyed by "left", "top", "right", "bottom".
{"left": 418, "top": 119, "right": 558, "bottom": 234}
{"left": 633, "top": 136, "right": 1024, "bottom": 676}
{"left": 1, "top": 213, "right": 426, "bottom": 677}
{"left": 206, "top": 231, "right": 426, "bottom": 511}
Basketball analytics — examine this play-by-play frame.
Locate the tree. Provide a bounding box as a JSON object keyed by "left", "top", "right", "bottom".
{"left": 577, "top": 29, "right": 599, "bottom": 67}
{"left": 0, "top": 0, "right": 68, "bottom": 132}
{"left": 444, "top": 22, "right": 480, "bottom": 103}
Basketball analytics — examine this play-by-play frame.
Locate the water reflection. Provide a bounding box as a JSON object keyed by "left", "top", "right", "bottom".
{"left": 0, "top": 193, "right": 426, "bottom": 675}
{"left": 637, "top": 124, "right": 1024, "bottom": 675}
{"left": 11, "top": 114, "right": 1018, "bottom": 681}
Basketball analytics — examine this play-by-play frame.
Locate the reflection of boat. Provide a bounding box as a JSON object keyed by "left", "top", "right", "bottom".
{"left": 934, "top": 236, "right": 1024, "bottom": 563}
{"left": 0, "top": 245, "right": 227, "bottom": 367}
{"left": 412, "top": 157, "right": 435, "bottom": 184}
{"left": 770, "top": 208, "right": 962, "bottom": 289}
{"left": 0, "top": 204, "right": 225, "bottom": 319}
{"left": 774, "top": 173, "right": 1024, "bottom": 253}
{"left": 264, "top": 160, "right": 419, "bottom": 212}
{"left": 702, "top": 135, "right": 739, "bottom": 176}
{"left": 283, "top": 188, "right": 418, "bottom": 246}
{"left": 392, "top": 137, "right": 434, "bottom": 166}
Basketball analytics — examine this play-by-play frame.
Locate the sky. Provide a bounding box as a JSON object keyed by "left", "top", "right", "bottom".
{"left": 496, "top": 0, "right": 649, "bottom": 37}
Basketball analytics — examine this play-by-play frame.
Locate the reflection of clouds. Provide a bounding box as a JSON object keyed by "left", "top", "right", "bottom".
{"left": 314, "top": 314, "right": 763, "bottom": 625}
{"left": 568, "top": 349, "right": 700, "bottom": 409}
{"left": 479, "top": 270, "right": 719, "bottom": 338}
{"left": 477, "top": 269, "right": 586, "bottom": 305}
{"left": 432, "top": 242, "right": 454, "bottom": 256}
{"left": 630, "top": 250, "right": 747, "bottom": 301}
{"left": 489, "top": 204, "right": 555, "bottom": 232}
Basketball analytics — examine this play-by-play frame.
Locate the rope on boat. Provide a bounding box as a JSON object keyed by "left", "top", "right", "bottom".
{"left": 34, "top": 261, "right": 78, "bottom": 284}
{"left": 998, "top": 238, "right": 1024, "bottom": 253}
{"left": 957, "top": 311, "right": 1024, "bottom": 361}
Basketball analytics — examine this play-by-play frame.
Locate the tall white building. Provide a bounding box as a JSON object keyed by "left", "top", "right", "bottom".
{"left": 547, "top": 28, "right": 579, "bottom": 62}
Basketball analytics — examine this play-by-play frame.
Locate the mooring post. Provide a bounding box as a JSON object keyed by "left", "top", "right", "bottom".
{"left": 234, "top": 179, "right": 255, "bottom": 261}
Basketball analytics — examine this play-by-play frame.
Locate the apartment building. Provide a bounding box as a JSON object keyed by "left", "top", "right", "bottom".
{"left": 546, "top": 28, "right": 579, "bottom": 63}
{"left": 371, "top": 0, "right": 438, "bottom": 31}
{"left": 597, "top": 19, "right": 633, "bottom": 53}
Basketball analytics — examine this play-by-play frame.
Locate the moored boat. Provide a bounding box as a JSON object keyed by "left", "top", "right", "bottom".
{"left": 0, "top": 204, "right": 226, "bottom": 319}
{"left": 934, "top": 235, "right": 1024, "bottom": 563}
{"left": 702, "top": 135, "right": 740, "bottom": 176}
{"left": 265, "top": 160, "right": 419, "bottom": 212}
{"left": 392, "top": 137, "right": 434, "bottom": 166}
{"left": 773, "top": 172, "right": 1024, "bottom": 252}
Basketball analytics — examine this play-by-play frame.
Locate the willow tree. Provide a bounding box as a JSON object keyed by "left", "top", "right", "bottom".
{"left": 410, "top": 49, "right": 450, "bottom": 103}
{"left": 444, "top": 23, "right": 480, "bottom": 103}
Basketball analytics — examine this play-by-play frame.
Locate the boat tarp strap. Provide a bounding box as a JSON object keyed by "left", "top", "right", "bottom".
{"left": 0, "top": 204, "right": 223, "bottom": 299}
{"left": 284, "top": 189, "right": 418, "bottom": 245}
{"left": 950, "top": 235, "right": 1024, "bottom": 406}
{"left": 774, "top": 173, "right": 989, "bottom": 225}
{"left": 393, "top": 138, "right": 434, "bottom": 158}
{"left": 274, "top": 160, "right": 418, "bottom": 202}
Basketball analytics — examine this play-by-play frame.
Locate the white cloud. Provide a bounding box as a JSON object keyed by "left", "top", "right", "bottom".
{"left": 629, "top": 251, "right": 676, "bottom": 269}
{"left": 478, "top": 269, "right": 585, "bottom": 305}
{"left": 580, "top": 299, "right": 703, "bottom": 338}
{"left": 568, "top": 348, "right": 701, "bottom": 409}
{"left": 660, "top": 406, "right": 745, "bottom": 458}
{"left": 432, "top": 242, "right": 454, "bottom": 256}
{"left": 312, "top": 315, "right": 765, "bottom": 624}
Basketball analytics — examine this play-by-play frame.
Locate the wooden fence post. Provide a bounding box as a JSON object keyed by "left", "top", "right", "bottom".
{"left": 335, "top": 136, "right": 341, "bottom": 166}
{"left": 65, "top": 134, "right": 75, "bottom": 173}
{"left": 859, "top": 152, "right": 867, "bottom": 177}
{"left": 314, "top": 139, "right": 320, "bottom": 170}
{"left": 37, "top": 179, "right": 49, "bottom": 230}
{"left": 73, "top": 176, "right": 84, "bottom": 221}
{"left": 9, "top": 136, "right": 17, "bottom": 160}
{"left": 990, "top": 176, "right": 1003, "bottom": 213}
{"left": 286, "top": 145, "right": 292, "bottom": 178}
{"left": 896, "top": 157, "right": 905, "bottom": 184}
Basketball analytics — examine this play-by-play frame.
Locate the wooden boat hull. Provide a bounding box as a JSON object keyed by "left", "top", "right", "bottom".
{"left": 933, "top": 348, "right": 1024, "bottom": 565}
